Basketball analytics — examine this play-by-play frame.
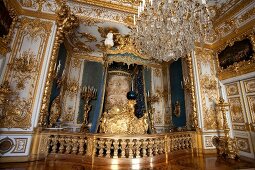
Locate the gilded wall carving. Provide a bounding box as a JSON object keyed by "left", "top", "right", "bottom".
{"left": 0, "top": 17, "right": 52, "bottom": 128}
{"left": 12, "top": 138, "right": 28, "bottom": 153}
{"left": 196, "top": 48, "right": 223, "bottom": 130}
{"left": 228, "top": 97, "right": 245, "bottom": 123}
{"left": 226, "top": 83, "right": 239, "bottom": 96}
{"left": 244, "top": 78, "right": 255, "bottom": 93}
{"left": 209, "top": 0, "right": 254, "bottom": 45}
{"left": 247, "top": 95, "right": 255, "bottom": 123}
{"left": 204, "top": 136, "right": 214, "bottom": 148}
{"left": 236, "top": 137, "right": 251, "bottom": 153}
{"left": 151, "top": 68, "right": 165, "bottom": 126}
{"left": 61, "top": 57, "right": 82, "bottom": 124}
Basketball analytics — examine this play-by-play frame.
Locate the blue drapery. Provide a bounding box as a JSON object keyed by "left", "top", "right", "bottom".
{"left": 134, "top": 66, "right": 146, "bottom": 118}
{"left": 169, "top": 59, "right": 186, "bottom": 127}
{"left": 48, "top": 43, "right": 67, "bottom": 124}
{"left": 78, "top": 61, "right": 104, "bottom": 133}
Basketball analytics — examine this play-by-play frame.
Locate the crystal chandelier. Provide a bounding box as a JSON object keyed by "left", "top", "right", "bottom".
{"left": 131, "top": 0, "right": 212, "bottom": 61}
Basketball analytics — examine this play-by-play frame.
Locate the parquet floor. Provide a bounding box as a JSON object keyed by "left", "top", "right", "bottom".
{"left": 0, "top": 154, "right": 255, "bottom": 170}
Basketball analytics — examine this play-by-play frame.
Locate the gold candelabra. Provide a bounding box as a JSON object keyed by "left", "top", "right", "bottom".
{"left": 214, "top": 98, "right": 239, "bottom": 159}
{"left": 80, "top": 86, "right": 97, "bottom": 132}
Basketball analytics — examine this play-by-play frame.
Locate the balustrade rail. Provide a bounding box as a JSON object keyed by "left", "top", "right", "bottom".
{"left": 46, "top": 131, "right": 196, "bottom": 160}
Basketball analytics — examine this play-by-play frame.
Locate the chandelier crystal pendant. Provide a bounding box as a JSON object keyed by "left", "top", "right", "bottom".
{"left": 131, "top": 0, "right": 213, "bottom": 62}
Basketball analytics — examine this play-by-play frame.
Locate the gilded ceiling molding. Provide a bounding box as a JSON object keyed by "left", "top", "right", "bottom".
{"left": 73, "top": 54, "right": 104, "bottom": 63}
{"left": 213, "top": 0, "right": 253, "bottom": 27}
{"left": 38, "top": 4, "right": 79, "bottom": 127}
{"left": 73, "top": 0, "right": 136, "bottom": 14}
{"left": 6, "top": 0, "right": 57, "bottom": 20}
{"left": 211, "top": 20, "right": 255, "bottom": 51}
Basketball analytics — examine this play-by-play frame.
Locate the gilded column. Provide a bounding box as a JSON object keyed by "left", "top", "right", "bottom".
{"left": 38, "top": 4, "right": 78, "bottom": 127}
{"left": 186, "top": 53, "right": 198, "bottom": 129}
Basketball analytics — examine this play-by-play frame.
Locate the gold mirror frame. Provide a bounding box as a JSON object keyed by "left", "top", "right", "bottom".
{"left": 0, "top": 2, "right": 18, "bottom": 56}
{"left": 216, "top": 32, "right": 255, "bottom": 80}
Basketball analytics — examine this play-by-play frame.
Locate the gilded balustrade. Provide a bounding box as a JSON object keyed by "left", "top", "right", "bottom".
{"left": 45, "top": 131, "right": 196, "bottom": 161}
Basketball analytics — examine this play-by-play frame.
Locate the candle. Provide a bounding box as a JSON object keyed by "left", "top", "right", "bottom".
{"left": 56, "top": 61, "right": 61, "bottom": 74}
{"left": 147, "top": 90, "right": 150, "bottom": 97}
{"left": 219, "top": 81, "right": 223, "bottom": 98}
{"left": 134, "top": 15, "right": 136, "bottom": 25}
{"left": 131, "top": 80, "right": 134, "bottom": 91}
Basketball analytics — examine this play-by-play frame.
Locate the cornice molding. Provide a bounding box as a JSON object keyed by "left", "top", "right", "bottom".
{"left": 213, "top": 0, "right": 253, "bottom": 27}
{"left": 8, "top": 0, "right": 56, "bottom": 20}
{"left": 73, "top": 0, "right": 136, "bottom": 14}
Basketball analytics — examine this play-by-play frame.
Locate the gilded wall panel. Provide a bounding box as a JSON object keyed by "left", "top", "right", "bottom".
{"left": 195, "top": 48, "right": 222, "bottom": 130}
{"left": 233, "top": 124, "right": 247, "bottom": 131}
{"left": 228, "top": 97, "right": 245, "bottom": 123}
{"left": 204, "top": 136, "right": 214, "bottom": 148}
{"left": 236, "top": 137, "right": 251, "bottom": 153}
{"left": 244, "top": 78, "right": 255, "bottom": 94}
{"left": 0, "top": 17, "right": 52, "bottom": 128}
{"left": 151, "top": 68, "right": 165, "bottom": 126}
{"left": 61, "top": 57, "right": 83, "bottom": 124}
{"left": 11, "top": 138, "right": 28, "bottom": 153}
{"left": 225, "top": 83, "right": 240, "bottom": 96}
{"left": 247, "top": 95, "right": 255, "bottom": 123}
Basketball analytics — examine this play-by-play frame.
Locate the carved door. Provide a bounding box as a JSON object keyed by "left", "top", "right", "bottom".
{"left": 225, "top": 77, "right": 255, "bottom": 158}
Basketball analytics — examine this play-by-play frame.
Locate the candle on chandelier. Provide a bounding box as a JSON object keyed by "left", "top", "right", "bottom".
{"left": 147, "top": 90, "right": 150, "bottom": 98}
{"left": 218, "top": 81, "right": 223, "bottom": 98}
{"left": 131, "top": 80, "right": 134, "bottom": 91}
{"left": 56, "top": 61, "right": 61, "bottom": 74}
{"left": 134, "top": 15, "right": 136, "bottom": 25}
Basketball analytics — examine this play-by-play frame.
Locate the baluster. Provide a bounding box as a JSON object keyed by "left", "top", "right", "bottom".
{"left": 184, "top": 137, "right": 188, "bottom": 149}
{"left": 59, "top": 136, "right": 65, "bottom": 154}
{"left": 158, "top": 138, "right": 164, "bottom": 154}
{"left": 170, "top": 137, "right": 173, "bottom": 152}
{"left": 72, "top": 137, "right": 78, "bottom": 154}
{"left": 47, "top": 136, "right": 53, "bottom": 154}
{"left": 120, "top": 139, "right": 127, "bottom": 158}
{"left": 113, "top": 139, "right": 119, "bottom": 158}
{"left": 188, "top": 137, "right": 192, "bottom": 148}
{"left": 78, "top": 137, "right": 85, "bottom": 155}
{"left": 52, "top": 135, "right": 59, "bottom": 153}
{"left": 85, "top": 136, "right": 94, "bottom": 156}
{"left": 128, "top": 139, "right": 134, "bottom": 158}
{"left": 135, "top": 139, "right": 141, "bottom": 158}
{"left": 105, "top": 139, "right": 112, "bottom": 158}
{"left": 177, "top": 138, "right": 181, "bottom": 150}
{"left": 148, "top": 139, "right": 153, "bottom": 157}
{"left": 181, "top": 136, "right": 185, "bottom": 149}
{"left": 179, "top": 136, "right": 183, "bottom": 149}
{"left": 142, "top": 139, "right": 148, "bottom": 157}
{"left": 154, "top": 139, "right": 159, "bottom": 155}
{"left": 174, "top": 138, "right": 178, "bottom": 151}
{"left": 65, "top": 136, "right": 72, "bottom": 154}
{"left": 98, "top": 139, "right": 104, "bottom": 157}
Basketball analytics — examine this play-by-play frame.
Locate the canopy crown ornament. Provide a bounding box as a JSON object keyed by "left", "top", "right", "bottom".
{"left": 131, "top": 0, "right": 213, "bottom": 61}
